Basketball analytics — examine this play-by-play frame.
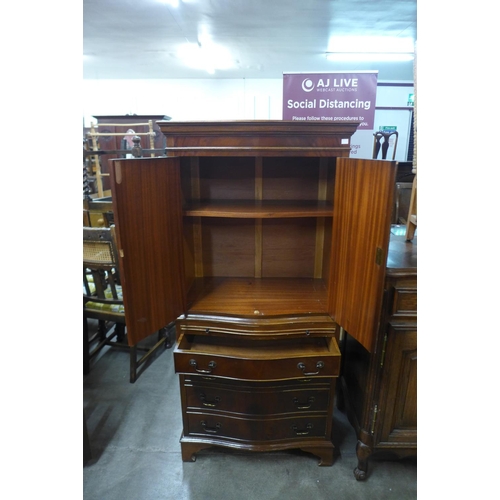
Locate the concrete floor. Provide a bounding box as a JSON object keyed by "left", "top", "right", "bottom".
{"left": 83, "top": 322, "right": 417, "bottom": 499}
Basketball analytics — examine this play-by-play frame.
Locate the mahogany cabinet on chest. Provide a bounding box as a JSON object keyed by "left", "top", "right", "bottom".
{"left": 108, "top": 121, "right": 401, "bottom": 467}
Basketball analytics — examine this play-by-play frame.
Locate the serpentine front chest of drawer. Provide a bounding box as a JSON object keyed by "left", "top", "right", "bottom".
{"left": 174, "top": 314, "right": 341, "bottom": 465}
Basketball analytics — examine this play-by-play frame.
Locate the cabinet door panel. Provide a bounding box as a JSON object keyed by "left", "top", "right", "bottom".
{"left": 109, "top": 157, "right": 186, "bottom": 345}
{"left": 329, "top": 158, "right": 396, "bottom": 352}
{"left": 376, "top": 323, "right": 417, "bottom": 446}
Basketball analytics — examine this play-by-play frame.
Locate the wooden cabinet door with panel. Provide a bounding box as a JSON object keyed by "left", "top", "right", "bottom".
{"left": 338, "top": 234, "right": 417, "bottom": 480}
{"left": 375, "top": 322, "right": 417, "bottom": 447}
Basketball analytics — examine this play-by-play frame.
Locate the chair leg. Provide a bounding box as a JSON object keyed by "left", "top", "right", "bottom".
{"left": 115, "top": 323, "right": 126, "bottom": 342}
{"left": 130, "top": 345, "right": 137, "bottom": 383}
{"left": 98, "top": 320, "right": 107, "bottom": 341}
{"left": 83, "top": 317, "right": 90, "bottom": 375}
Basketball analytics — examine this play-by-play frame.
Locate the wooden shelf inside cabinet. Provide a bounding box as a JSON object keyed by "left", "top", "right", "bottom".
{"left": 183, "top": 201, "right": 334, "bottom": 218}
{"left": 187, "top": 277, "right": 328, "bottom": 317}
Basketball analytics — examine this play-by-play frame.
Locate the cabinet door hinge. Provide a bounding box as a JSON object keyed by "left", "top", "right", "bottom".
{"left": 380, "top": 333, "right": 388, "bottom": 368}
{"left": 370, "top": 404, "right": 379, "bottom": 435}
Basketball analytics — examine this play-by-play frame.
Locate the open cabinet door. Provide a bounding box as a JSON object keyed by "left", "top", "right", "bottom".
{"left": 109, "top": 157, "right": 186, "bottom": 346}
{"left": 329, "top": 158, "right": 396, "bottom": 353}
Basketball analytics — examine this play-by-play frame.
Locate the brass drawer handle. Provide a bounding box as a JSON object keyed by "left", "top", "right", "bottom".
{"left": 189, "top": 359, "right": 217, "bottom": 374}
{"left": 293, "top": 396, "right": 315, "bottom": 410}
{"left": 199, "top": 392, "right": 221, "bottom": 408}
{"left": 297, "top": 361, "right": 324, "bottom": 376}
{"left": 201, "top": 421, "right": 221, "bottom": 434}
{"left": 292, "top": 423, "right": 313, "bottom": 436}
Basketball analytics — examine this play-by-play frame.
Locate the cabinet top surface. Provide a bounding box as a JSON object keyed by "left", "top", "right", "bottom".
{"left": 158, "top": 120, "right": 361, "bottom": 157}
{"left": 387, "top": 230, "right": 417, "bottom": 272}
{"left": 158, "top": 119, "right": 361, "bottom": 133}
{"left": 93, "top": 114, "right": 171, "bottom": 120}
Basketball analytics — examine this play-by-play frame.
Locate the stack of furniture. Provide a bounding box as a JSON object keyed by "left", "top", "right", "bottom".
{"left": 85, "top": 114, "right": 170, "bottom": 197}
{"left": 106, "top": 121, "right": 416, "bottom": 473}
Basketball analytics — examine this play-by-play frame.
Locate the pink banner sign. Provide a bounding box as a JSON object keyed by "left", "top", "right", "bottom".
{"left": 283, "top": 72, "right": 378, "bottom": 130}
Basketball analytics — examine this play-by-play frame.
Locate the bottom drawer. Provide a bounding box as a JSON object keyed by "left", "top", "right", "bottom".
{"left": 185, "top": 413, "right": 328, "bottom": 442}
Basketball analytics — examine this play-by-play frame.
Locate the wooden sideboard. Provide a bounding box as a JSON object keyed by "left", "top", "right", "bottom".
{"left": 108, "top": 120, "right": 401, "bottom": 467}
{"left": 338, "top": 229, "right": 417, "bottom": 480}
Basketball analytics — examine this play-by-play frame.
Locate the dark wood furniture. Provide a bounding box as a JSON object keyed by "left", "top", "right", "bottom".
{"left": 89, "top": 114, "right": 171, "bottom": 193}
{"left": 338, "top": 229, "right": 417, "bottom": 480}
{"left": 107, "top": 120, "right": 402, "bottom": 466}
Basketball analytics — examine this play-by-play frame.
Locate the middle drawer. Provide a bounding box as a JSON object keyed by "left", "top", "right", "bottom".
{"left": 174, "top": 334, "right": 341, "bottom": 382}
{"left": 183, "top": 376, "right": 332, "bottom": 416}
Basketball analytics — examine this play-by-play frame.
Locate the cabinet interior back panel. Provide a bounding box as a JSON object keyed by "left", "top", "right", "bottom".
{"left": 262, "top": 219, "right": 316, "bottom": 278}
{"left": 201, "top": 218, "right": 255, "bottom": 277}
{"left": 182, "top": 219, "right": 196, "bottom": 284}
{"left": 262, "top": 158, "right": 320, "bottom": 201}
{"left": 199, "top": 158, "right": 255, "bottom": 201}
{"left": 321, "top": 217, "right": 333, "bottom": 282}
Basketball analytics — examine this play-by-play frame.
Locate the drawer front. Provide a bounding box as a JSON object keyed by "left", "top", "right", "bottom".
{"left": 185, "top": 413, "right": 328, "bottom": 441}
{"left": 184, "top": 378, "right": 332, "bottom": 416}
{"left": 174, "top": 335, "right": 341, "bottom": 381}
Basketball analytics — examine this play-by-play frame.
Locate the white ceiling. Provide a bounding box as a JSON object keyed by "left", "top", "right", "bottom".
{"left": 83, "top": 0, "right": 417, "bottom": 81}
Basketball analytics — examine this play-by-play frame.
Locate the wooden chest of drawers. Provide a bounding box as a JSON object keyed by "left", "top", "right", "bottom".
{"left": 174, "top": 315, "right": 341, "bottom": 465}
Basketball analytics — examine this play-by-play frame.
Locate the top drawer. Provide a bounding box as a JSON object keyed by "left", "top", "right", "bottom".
{"left": 174, "top": 334, "right": 340, "bottom": 382}
{"left": 176, "top": 314, "right": 337, "bottom": 341}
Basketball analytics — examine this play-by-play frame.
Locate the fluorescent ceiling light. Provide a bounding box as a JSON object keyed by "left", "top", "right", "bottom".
{"left": 326, "top": 52, "right": 414, "bottom": 62}
{"left": 177, "top": 35, "right": 234, "bottom": 74}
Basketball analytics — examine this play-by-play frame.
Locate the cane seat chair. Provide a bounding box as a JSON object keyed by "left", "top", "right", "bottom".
{"left": 83, "top": 226, "right": 172, "bottom": 382}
